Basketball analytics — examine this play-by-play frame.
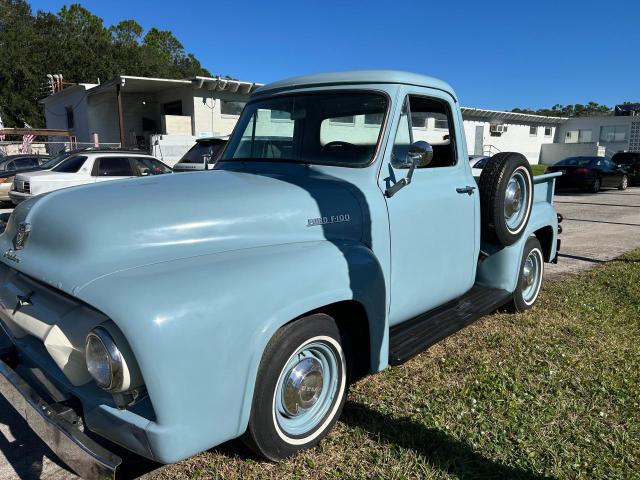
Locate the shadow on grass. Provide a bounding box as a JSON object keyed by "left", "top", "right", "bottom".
{"left": 341, "top": 401, "right": 552, "bottom": 480}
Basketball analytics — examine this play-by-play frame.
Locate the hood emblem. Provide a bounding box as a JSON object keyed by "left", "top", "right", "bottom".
{"left": 15, "top": 222, "right": 31, "bottom": 250}
{"left": 13, "top": 291, "right": 34, "bottom": 314}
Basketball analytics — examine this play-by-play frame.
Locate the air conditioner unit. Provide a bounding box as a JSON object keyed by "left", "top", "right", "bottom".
{"left": 490, "top": 124, "right": 508, "bottom": 134}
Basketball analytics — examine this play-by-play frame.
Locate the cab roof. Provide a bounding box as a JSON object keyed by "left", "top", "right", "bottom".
{"left": 254, "top": 70, "right": 457, "bottom": 100}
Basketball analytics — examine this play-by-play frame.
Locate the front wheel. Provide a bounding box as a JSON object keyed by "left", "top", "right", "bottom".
{"left": 619, "top": 175, "right": 629, "bottom": 191}
{"left": 590, "top": 177, "right": 601, "bottom": 193}
{"left": 243, "top": 314, "right": 349, "bottom": 461}
{"left": 508, "top": 236, "right": 544, "bottom": 312}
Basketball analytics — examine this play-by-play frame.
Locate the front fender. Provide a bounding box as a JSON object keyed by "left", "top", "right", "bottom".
{"left": 75, "top": 240, "right": 386, "bottom": 463}
{"left": 476, "top": 202, "right": 558, "bottom": 292}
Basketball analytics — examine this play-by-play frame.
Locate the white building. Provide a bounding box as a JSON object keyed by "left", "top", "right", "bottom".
{"left": 41, "top": 75, "right": 261, "bottom": 165}
{"left": 41, "top": 74, "right": 640, "bottom": 166}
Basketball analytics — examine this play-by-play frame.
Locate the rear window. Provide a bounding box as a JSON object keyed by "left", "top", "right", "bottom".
{"left": 178, "top": 141, "right": 226, "bottom": 164}
{"left": 612, "top": 152, "right": 640, "bottom": 165}
{"left": 557, "top": 157, "right": 594, "bottom": 167}
{"left": 53, "top": 155, "right": 88, "bottom": 173}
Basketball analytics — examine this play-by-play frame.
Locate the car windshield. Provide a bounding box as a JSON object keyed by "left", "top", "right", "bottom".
{"left": 41, "top": 150, "right": 73, "bottom": 169}
{"left": 52, "top": 155, "right": 87, "bottom": 173}
{"left": 220, "top": 92, "right": 388, "bottom": 166}
{"left": 178, "top": 141, "right": 226, "bottom": 164}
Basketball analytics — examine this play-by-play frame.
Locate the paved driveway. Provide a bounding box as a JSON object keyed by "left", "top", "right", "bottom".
{"left": 546, "top": 187, "right": 640, "bottom": 277}
{"left": 1, "top": 187, "right": 640, "bottom": 479}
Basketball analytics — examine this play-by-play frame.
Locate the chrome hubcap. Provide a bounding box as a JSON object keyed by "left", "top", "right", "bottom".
{"left": 522, "top": 257, "right": 535, "bottom": 288}
{"left": 505, "top": 178, "right": 523, "bottom": 219}
{"left": 282, "top": 357, "right": 324, "bottom": 416}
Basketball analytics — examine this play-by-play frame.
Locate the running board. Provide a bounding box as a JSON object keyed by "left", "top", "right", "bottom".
{"left": 389, "top": 286, "right": 512, "bottom": 365}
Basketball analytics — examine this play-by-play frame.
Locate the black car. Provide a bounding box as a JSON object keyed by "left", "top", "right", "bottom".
{"left": 173, "top": 137, "right": 228, "bottom": 172}
{"left": 545, "top": 156, "right": 629, "bottom": 193}
{"left": 611, "top": 151, "right": 640, "bottom": 186}
{"left": 0, "top": 153, "right": 50, "bottom": 173}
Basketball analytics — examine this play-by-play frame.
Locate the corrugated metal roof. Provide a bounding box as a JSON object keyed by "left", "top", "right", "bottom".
{"left": 461, "top": 107, "right": 567, "bottom": 124}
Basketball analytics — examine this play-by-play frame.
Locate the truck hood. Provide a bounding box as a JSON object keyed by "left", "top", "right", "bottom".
{"left": 0, "top": 169, "right": 366, "bottom": 296}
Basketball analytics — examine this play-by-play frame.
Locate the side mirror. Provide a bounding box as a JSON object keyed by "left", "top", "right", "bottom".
{"left": 386, "top": 141, "right": 433, "bottom": 198}
{"left": 203, "top": 154, "right": 211, "bottom": 170}
{"left": 408, "top": 141, "right": 433, "bottom": 168}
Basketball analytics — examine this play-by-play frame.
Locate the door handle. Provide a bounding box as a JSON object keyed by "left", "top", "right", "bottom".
{"left": 456, "top": 185, "right": 476, "bottom": 195}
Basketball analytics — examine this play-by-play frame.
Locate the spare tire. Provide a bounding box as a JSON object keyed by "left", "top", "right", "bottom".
{"left": 479, "top": 152, "right": 533, "bottom": 246}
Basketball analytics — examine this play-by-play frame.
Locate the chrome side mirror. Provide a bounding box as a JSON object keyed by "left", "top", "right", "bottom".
{"left": 386, "top": 141, "right": 433, "bottom": 197}
{"left": 408, "top": 141, "right": 433, "bottom": 168}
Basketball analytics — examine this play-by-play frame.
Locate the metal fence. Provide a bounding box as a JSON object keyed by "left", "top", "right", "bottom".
{"left": 0, "top": 141, "right": 122, "bottom": 156}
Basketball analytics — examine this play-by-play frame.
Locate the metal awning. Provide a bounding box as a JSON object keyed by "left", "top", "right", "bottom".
{"left": 461, "top": 107, "right": 567, "bottom": 125}
{"left": 85, "top": 75, "right": 263, "bottom": 96}
{"left": 193, "top": 76, "right": 263, "bottom": 94}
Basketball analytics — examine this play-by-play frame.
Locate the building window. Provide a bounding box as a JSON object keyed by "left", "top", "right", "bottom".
{"left": 529, "top": 126, "right": 538, "bottom": 136}
{"left": 364, "top": 113, "right": 384, "bottom": 126}
{"left": 600, "top": 125, "right": 628, "bottom": 142}
{"left": 432, "top": 113, "right": 449, "bottom": 130}
{"left": 65, "top": 106, "right": 74, "bottom": 129}
{"left": 329, "top": 116, "right": 355, "bottom": 125}
{"left": 162, "top": 100, "right": 182, "bottom": 116}
{"left": 270, "top": 110, "right": 291, "bottom": 121}
{"left": 544, "top": 127, "right": 552, "bottom": 137}
{"left": 221, "top": 100, "right": 245, "bottom": 116}
{"left": 578, "top": 129, "right": 592, "bottom": 143}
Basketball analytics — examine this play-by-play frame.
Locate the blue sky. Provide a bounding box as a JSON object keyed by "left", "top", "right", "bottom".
{"left": 30, "top": 0, "right": 639, "bottom": 110}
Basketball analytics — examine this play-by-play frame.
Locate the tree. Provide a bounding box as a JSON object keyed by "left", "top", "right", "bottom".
{"left": 0, "top": 1, "right": 213, "bottom": 128}
{"left": 512, "top": 102, "right": 614, "bottom": 118}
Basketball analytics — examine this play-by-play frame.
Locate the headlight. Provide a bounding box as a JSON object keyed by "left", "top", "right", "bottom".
{"left": 85, "top": 327, "right": 124, "bottom": 391}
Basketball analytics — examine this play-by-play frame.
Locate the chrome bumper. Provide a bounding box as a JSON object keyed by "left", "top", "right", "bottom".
{"left": 0, "top": 356, "right": 122, "bottom": 479}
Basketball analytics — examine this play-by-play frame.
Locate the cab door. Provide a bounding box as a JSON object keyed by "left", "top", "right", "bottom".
{"left": 380, "top": 91, "right": 478, "bottom": 326}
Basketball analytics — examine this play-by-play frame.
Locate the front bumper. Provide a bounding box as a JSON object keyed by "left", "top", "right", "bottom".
{"left": 0, "top": 347, "right": 122, "bottom": 479}
{"left": 8, "top": 190, "right": 33, "bottom": 205}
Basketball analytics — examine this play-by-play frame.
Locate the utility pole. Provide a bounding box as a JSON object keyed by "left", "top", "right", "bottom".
{"left": 116, "top": 79, "right": 125, "bottom": 147}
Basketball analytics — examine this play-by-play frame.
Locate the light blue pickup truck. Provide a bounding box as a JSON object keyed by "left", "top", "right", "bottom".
{"left": 0, "top": 71, "right": 561, "bottom": 478}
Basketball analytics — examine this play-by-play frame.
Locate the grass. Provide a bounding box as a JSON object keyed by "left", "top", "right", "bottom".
{"left": 155, "top": 249, "right": 640, "bottom": 480}
{"left": 531, "top": 164, "right": 547, "bottom": 176}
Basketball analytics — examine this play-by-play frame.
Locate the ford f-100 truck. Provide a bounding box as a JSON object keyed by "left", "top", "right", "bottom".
{"left": 0, "top": 70, "right": 561, "bottom": 479}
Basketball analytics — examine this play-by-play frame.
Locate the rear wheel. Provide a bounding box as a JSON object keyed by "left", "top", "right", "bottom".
{"left": 243, "top": 314, "right": 349, "bottom": 461}
{"left": 508, "top": 236, "right": 544, "bottom": 312}
{"left": 619, "top": 175, "right": 629, "bottom": 191}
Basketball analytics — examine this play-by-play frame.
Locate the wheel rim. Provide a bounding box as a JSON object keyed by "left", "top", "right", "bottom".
{"left": 522, "top": 248, "right": 543, "bottom": 305}
{"left": 622, "top": 177, "right": 628, "bottom": 189}
{"left": 274, "top": 340, "right": 340, "bottom": 438}
{"left": 594, "top": 179, "right": 601, "bottom": 191}
{"left": 504, "top": 170, "right": 528, "bottom": 232}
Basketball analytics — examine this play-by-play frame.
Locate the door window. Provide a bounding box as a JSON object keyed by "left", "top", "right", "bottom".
{"left": 13, "top": 157, "right": 40, "bottom": 169}
{"left": 391, "top": 95, "right": 457, "bottom": 169}
{"left": 96, "top": 157, "right": 134, "bottom": 177}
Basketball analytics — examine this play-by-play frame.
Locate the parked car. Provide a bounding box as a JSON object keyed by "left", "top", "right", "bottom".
{"left": 0, "top": 154, "right": 50, "bottom": 202}
{"left": 545, "top": 156, "right": 629, "bottom": 192}
{"left": 469, "top": 155, "right": 490, "bottom": 177}
{"left": 0, "top": 150, "right": 89, "bottom": 202}
{"left": 0, "top": 70, "right": 560, "bottom": 478}
{"left": 611, "top": 151, "right": 640, "bottom": 186}
{"left": 9, "top": 151, "right": 172, "bottom": 204}
{"left": 173, "top": 137, "right": 228, "bottom": 172}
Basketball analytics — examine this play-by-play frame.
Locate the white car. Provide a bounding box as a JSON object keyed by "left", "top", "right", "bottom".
{"left": 10, "top": 151, "right": 172, "bottom": 204}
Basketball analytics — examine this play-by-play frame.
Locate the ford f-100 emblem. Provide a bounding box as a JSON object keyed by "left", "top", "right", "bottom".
{"left": 15, "top": 222, "right": 31, "bottom": 250}
{"left": 3, "top": 249, "right": 19, "bottom": 263}
{"left": 307, "top": 214, "right": 351, "bottom": 227}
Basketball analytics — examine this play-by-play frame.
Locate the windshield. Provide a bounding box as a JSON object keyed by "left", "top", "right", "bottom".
{"left": 178, "top": 141, "right": 226, "bottom": 164}
{"left": 41, "top": 150, "right": 73, "bottom": 169}
{"left": 220, "top": 92, "right": 388, "bottom": 166}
